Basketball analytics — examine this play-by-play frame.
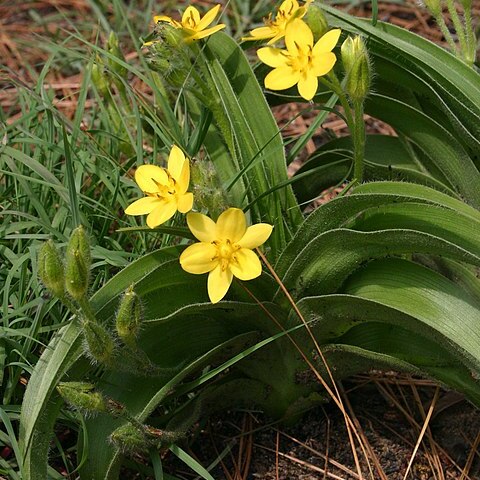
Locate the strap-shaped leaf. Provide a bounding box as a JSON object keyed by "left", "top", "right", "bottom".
{"left": 199, "top": 33, "right": 302, "bottom": 254}
{"left": 341, "top": 258, "right": 480, "bottom": 390}
{"left": 279, "top": 228, "right": 480, "bottom": 301}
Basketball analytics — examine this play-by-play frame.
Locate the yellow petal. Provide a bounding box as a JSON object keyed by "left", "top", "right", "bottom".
{"left": 215, "top": 208, "right": 246, "bottom": 242}
{"left": 182, "top": 6, "right": 201, "bottom": 27}
{"left": 196, "top": 4, "right": 221, "bottom": 31}
{"left": 257, "top": 47, "right": 289, "bottom": 68}
{"left": 135, "top": 165, "right": 168, "bottom": 192}
{"left": 229, "top": 248, "right": 262, "bottom": 281}
{"left": 187, "top": 212, "right": 217, "bottom": 242}
{"left": 285, "top": 19, "right": 313, "bottom": 54}
{"left": 297, "top": 72, "right": 318, "bottom": 101}
{"left": 267, "top": 30, "right": 287, "bottom": 45}
{"left": 124, "top": 196, "right": 159, "bottom": 215}
{"left": 245, "top": 26, "right": 276, "bottom": 40}
{"left": 207, "top": 265, "right": 233, "bottom": 303}
{"left": 146, "top": 200, "right": 177, "bottom": 228}
{"left": 180, "top": 243, "right": 218, "bottom": 274}
{"left": 189, "top": 24, "right": 225, "bottom": 40}
{"left": 177, "top": 192, "right": 193, "bottom": 213}
{"left": 237, "top": 224, "right": 273, "bottom": 249}
{"left": 313, "top": 29, "right": 341, "bottom": 55}
{"left": 279, "top": 0, "right": 300, "bottom": 14}
{"left": 154, "top": 15, "right": 174, "bottom": 24}
{"left": 167, "top": 145, "right": 186, "bottom": 182}
{"left": 265, "top": 67, "right": 300, "bottom": 91}
{"left": 311, "top": 52, "right": 337, "bottom": 77}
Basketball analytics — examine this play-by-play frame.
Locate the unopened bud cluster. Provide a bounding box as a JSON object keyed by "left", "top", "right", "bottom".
{"left": 146, "top": 25, "right": 194, "bottom": 89}
{"left": 191, "top": 160, "right": 229, "bottom": 219}
{"left": 341, "top": 35, "right": 372, "bottom": 103}
{"left": 91, "top": 31, "right": 128, "bottom": 97}
{"left": 115, "top": 286, "right": 143, "bottom": 348}
{"left": 38, "top": 226, "right": 91, "bottom": 301}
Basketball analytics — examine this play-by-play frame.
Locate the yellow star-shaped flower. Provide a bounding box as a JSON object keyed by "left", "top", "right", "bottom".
{"left": 180, "top": 208, "right": 273, "bottom": 303}
{"left": 258, "top": 19, "right": 341, "bottom": 101}
{"left": 154, "top": 4, "right": 226, "bottom": 41}
{"left": 242, "top": 0, "right": 311, "bottom": 44}
{"left": 125, "top": 145, "right": 193, "bottom": 228}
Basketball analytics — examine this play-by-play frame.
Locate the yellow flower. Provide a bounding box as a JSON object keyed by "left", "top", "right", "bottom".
{"left": 242, "top": 0, "right": 311, "bottom": 44}
{"left": 154, "top": 4, "right": 226, "bottom": 41}
{"left": 258, "top": 19, "right": 341, "bottom": 101}
{"left": 180, "top": 208, "right": 273, "bottom": 303}
{"left": 125, "top": 145, "right": 193, "bottom": 228}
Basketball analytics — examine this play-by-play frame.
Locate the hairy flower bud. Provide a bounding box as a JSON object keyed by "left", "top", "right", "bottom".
{"left": 341, "top": 36, "right": 372, "bottom": 103}
{"left": 190, "top": 160, "right": 229, "bottom": 219}
{"left": 38, "top": 240, "right": 65, "bottom": 297}
{"left": 91, "top": 56, "right": 110, "bottom": 97}
{"left": 57, "top": 382, "right": 107, "bottom": 413}
{"left": 110, "top": 424, "right": 149, "bottom": 453}
{"left": 83, "top": 320, "right": 116, "bottom": 366}
{"left": 115, "top": 286, "right": 143, "bottom": 347}
{"left": 65, "top": 226, "right": 91, "bottom": 300}
{"left": 304, "top": 5, "right": 329, "bottom": 41}
{"left": 106, "top": 31, "right": 128, "bottom": 80}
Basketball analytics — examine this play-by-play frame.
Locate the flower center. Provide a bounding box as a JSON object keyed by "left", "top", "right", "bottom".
{"left": 185, "top": 12, "right": 197, "bottom": 29}
{"left": 147, "top": 171, "right": 177, "bottom": 200}
{"left": 290, "top": 44, "right": 312, "bottom": 73}
{"left": 213, "top": 239, "right": 240, "bottom": 271}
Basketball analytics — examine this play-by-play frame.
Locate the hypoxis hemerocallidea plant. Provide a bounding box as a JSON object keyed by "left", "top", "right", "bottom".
{"left": 19, "top": 1, "right": 480, "bottom": 479}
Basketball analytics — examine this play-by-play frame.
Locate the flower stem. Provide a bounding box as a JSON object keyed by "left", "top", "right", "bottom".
{"left": 445, "top": 0, "right": 469, "bottom": 58}
{"left": 464, "top": 8, "right": 477, "bottom": 66}
{"left": 352, "top": 100, "right": 366, "bottom": 184}
{"left": 323, "top": 73, "right": 365, "bottom": 184}
{"left": 434, "top": 12, "right": 458, "bottom": 54}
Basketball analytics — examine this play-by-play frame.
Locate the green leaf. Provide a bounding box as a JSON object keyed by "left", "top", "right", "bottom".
{"left": 200, "top": 32, "right": 302, "bottom": 254}
{"left": 279, "top": 228, "right": 480, "bottom": 301}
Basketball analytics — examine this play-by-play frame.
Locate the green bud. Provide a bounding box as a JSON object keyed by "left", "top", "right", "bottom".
{"left": 57, "top": 382, "right": 107, "bottom": 413}
{"left": 162, "top": 24, "right": 184, "bottom": 49}
{"left": 65, "top": 226, "right": 91, "bottom": 300}
{"left": 83, "top": 320, "right": 116, "bottom": 366}
{"left": 91, "top": 56, "right": 110, "bottom": 97}
{"left": 106, "top": 31, "right": 128, "bottom": 78}
{"left": 191, "top": 160, "right": 229, "bottom": 219}
{"left": 110, "top": 424, "right": 149, "bottom": 453}
{"left": 38, "top": 240, "right": 65, "bottom": 297}
{"left": 146, "top": 25, "right": 192, "bottom": 89}
{"left": 304, "top": 5, "right": 329, "bottom": 41}
{"left": 341, "top": 36, "right": 372, "bottom": 103}
{"left": 115, "top": 286, "right": 143, "bottom": 347}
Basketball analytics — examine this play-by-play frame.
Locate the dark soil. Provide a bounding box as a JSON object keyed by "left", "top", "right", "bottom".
{"left": 162, "top": 375, "right": 480, "bottom": 479}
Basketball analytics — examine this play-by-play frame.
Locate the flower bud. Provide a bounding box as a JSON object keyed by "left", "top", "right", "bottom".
{"left": 115, "top": 286, "right": 143, "bottom": 347}
{"left": 65, "top": 226, "right": 91, "bottom": 300}
{"left": 38, "top": 240, "right": 65, "bottom": 297}
{"left": 83, "top": 320, "right": 116, "bottom": 366}
{"left": 110, "top": 424, "right": 149, "bottom": 453}
{"left": 57, "top": 382, "right": 107, "bottom": 413}
{"left": 304, "top": 5, "right": 329, "bottom": 40}
{"left": 341, "top": 36, "right": 372, "bottom": 103}
{"left": 91, "top": 56, "right": 110, "bottom": 97}
{"left": 106, "top": 31, "right": 128, "bottom": 80}
{"left": 191, "top": 160, "right": 229, "bottom": 219}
